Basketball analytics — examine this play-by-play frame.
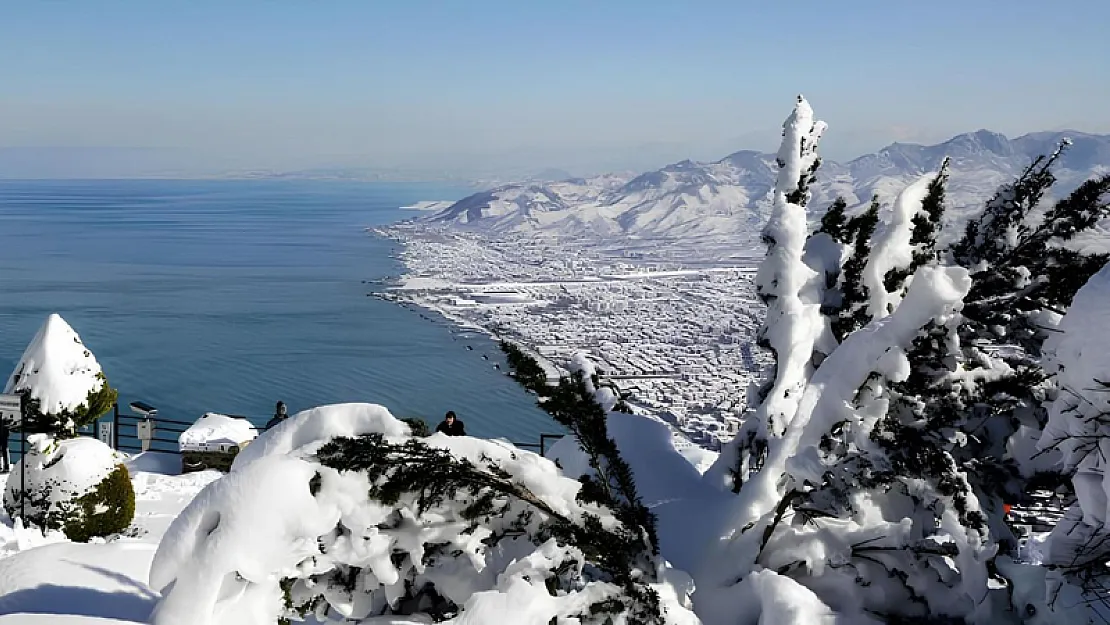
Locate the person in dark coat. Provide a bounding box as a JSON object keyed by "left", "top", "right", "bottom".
{"left": 435, "top": 411, "right": 466, "bottom": 436}
{"left": 0, "top": 419, "right": 9, "bottom": 473}
{"left": 265, "top": 401, "right": 288, "bottom": 430}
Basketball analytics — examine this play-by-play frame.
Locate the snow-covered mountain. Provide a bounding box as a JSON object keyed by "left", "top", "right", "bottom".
{"left": 424, "top": 130, "right": 1110, "bottom": 239}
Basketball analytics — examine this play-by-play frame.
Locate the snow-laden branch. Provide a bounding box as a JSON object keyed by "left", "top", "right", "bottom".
{"left": 705, "top": 97, "right": 827, "bottom": 491}
{"left": 695, "top": 264, "right": 971, "bottom": 615}
{"left": 862, "top": 171, "right": 939, "bottom": 319}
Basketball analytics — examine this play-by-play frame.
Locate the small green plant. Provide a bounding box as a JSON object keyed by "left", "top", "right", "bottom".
{"left": 64, "top": 463, "right": 135, "bottom": 542}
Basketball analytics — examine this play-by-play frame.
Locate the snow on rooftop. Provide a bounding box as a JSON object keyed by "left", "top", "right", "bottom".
{"left": 3, "top": 314, "right": 106, "bottom": 416}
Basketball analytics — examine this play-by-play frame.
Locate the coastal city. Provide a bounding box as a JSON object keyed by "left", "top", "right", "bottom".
{"left": 376, "top": 222, "right": 773, "bottom": 450}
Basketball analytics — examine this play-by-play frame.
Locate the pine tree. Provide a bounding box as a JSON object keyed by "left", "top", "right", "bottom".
{"left": 698, "top": 100, "right": 1110, "bottom": 624}
{"left": 707, "top": 96, "right": 829, "bottom": 493}
{"left": 830, "top": 197, "right": 880, "bottom": 342}
{"left": 307, "top": 433, "right": 665, "bottom": 623}
{"left": 501, "top": 347, "right": 660, "bottom": 558}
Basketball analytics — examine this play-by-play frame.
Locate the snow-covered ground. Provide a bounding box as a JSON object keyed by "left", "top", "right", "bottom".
{"left": 0, "top": 453, "right": 220, "bottom": 624}
{"left": 375, "top": 225, "right": 770, "bottom": 451}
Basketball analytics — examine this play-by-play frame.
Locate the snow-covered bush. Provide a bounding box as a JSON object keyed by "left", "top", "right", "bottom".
{"left": 697, "top": 96, "right": 1110, "bottom": 624}
{"left": 3, "top": 435, "right": 135, "bottom": 542}
{"left": 149, "top": 404, "right": 696, "bottom": 625}
{"left": 179, "top": 413, "right": 259, "bottom": 451}
{"left": 3, "top": 314, "right": 118, "bottom": 436}
{"left": 1037, "top": 262, "right": 1110, "bottom": 597}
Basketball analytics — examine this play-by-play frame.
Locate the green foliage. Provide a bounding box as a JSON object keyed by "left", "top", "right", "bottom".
{"left": 829, "top": 197, "right": 880, "bottom": 342}
{"left": 313, "top": 434, "right": 664, "bottom": 623}
{"left": 16, "top": 373, "right": 118, "bottom": 437}
{"left": 64, "top": 463, "right": 135, "bottom": 542}
{"left": 499, "top": 340, "right": 551, "bottom": 396}
{"left": 6, "top": 463, "right": 135, "bottom": 542}
{"left": 881, "top": 159, "right": 951, "bottom": 296}
{"left": 816, "top": 196, "right": 848, "bottom": 241}
{"left": 400, "top": 417, "right": 431, "bottom": 437}
{"left": 543, "top": 372, "right": 659, "bottom": 555}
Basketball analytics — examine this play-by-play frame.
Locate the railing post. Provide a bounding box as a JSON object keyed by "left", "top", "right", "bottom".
{"left": 113, "top": 402, "right": 120, "bottom": 450}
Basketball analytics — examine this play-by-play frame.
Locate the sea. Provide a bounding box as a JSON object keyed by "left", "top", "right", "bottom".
{"left": 0, "top": 179, "right": 558, "bottom": 448}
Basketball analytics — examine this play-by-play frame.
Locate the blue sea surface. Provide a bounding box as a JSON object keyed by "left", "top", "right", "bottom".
{"left": 0, "top": 179, "right": 558, "bottom": 445}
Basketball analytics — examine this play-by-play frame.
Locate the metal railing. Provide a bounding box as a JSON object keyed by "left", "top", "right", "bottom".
{"left": 3, "top": 401, "right": 567, "bottom": 468}
{"left": 511, "top": 433, "right": 565, "bottom": 457}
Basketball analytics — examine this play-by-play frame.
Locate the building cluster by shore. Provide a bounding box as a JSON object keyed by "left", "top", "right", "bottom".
{"left": 378, "top": 223, "right": 770, "bottom": 450}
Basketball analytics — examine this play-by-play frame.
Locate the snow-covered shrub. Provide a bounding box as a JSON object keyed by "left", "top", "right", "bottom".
{"left": 3, "top": 314, "right": 118, "bottom": 436}
{"left": 4, "top": 435, "right": 135, "bottom": 542}
{"left": 149, "top": 404, "right": 696, "bottom": 625}
{"left": 400, "top": 416, "right": 432, "bottom": 437}
{"left": 697, "top": 96, "right": 1110, "bottom": 625}
{"left": 1036, "top": 262, "right": 1110, "bottom": 602}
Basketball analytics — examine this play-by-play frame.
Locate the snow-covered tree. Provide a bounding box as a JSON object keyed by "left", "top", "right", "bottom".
{"left": 696, "top": 98, "right": 1110, "bottom": 625}
{"left": 3, "top": 314, "right": 118, "bottom": 436}
{"left": 4, "top": 434, "right": 135, "bottom": 541}
{"left": 708, "top": 95, "right": 829, "bottom": 494}
{"left": 148, "top": 404, "right": 697, "bottom": 625}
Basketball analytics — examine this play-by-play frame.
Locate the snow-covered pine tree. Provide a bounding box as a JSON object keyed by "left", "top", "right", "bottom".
{"left": 500, "top": 347, "right": 659, "bottom": 567}
{"left": 695, "top": 97, "right": 1110, "bottom": 624}
{"left": 829, "top": 196, "right": 881, "bottom": 342}
{"left": 935, "top": 152, "right": 1110, "bottom": 514}
{"left": 707, "top": 95, "right": 831, "bottom": 494}
{"left": 1037, "top": 262, "right": 1110, "bottom": 608}
{"left": 148, "top": 404, "right": 699, "bottom": 625}
{"left": 4, "top": 314, "right": 118, "bottom": 436}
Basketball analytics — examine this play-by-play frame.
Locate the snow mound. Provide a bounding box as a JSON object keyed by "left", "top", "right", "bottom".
{"left": 4, "top": 436, "right": 123, "bottom": 521}
{"left": 3, "top": 314, "right": 106, "bottom": 417}
{"left": 1039, "top": 261, "right": 1110, "bottom": 574}
{"left": 0, "top": 541, "right": 158, "bottom": 623}
{"left": 150, "top": 403, "right": 698, "bottom": 625}
{"left": 0, "top": 516, "right": 68, "bottom": 558}
{"left": 230, "top": 402, "right": 410, "bottom": 471}
{"left": 178, "top": 413, "right": 258, "bottom": 452}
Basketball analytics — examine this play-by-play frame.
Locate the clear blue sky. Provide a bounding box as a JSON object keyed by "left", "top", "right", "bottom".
{"left": 2, "top": 0, "right": 1107, "bottom": 177}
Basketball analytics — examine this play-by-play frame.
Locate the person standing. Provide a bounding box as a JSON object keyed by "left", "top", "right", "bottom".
{"left": 435, "top": 411, "right": 466, "bottom": 436}
{"left": 0, "top": 419, "right": 9, "bottom": 473}
{"left": 265, "top": 401, "right": 288, "bottom": 430}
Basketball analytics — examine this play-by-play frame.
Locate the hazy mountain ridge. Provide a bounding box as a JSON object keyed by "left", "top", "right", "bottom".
{"left": 424, "top": 130, "right": 1110, "bottom": 239}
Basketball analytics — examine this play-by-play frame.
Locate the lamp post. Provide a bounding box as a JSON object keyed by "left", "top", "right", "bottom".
{"left": 0, "top": 393, "right": 25, "bottom": 521}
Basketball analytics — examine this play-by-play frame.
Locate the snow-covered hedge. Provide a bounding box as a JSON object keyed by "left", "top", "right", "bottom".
{"left": 3, "top": 314, "right": 118, "bottom": 435}
{"left": 4, "top": 435, "right": 135, "bottom": 542}
{"left": 148, "top": 403, "right": 697, "bottom": 625}
{"left": 179, "top": 413, "right": 259, "bottom": 452}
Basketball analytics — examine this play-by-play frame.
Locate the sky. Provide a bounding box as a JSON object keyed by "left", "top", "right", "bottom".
{"left": 2, "top": 0, "right": 1108, "bottom": 178}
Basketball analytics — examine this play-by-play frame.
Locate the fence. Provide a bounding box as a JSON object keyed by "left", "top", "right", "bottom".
{"left": 2, "top": 401, "right": 566, "bottom": 467}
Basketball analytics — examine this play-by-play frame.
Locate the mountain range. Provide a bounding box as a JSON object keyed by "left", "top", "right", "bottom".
{"left": 422, "top": 130, "right": 1110, "bottom": 240}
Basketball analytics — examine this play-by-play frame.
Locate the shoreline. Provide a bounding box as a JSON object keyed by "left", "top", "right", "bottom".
{"left": 369, "top": 219, "right": 767, "bottom": 453}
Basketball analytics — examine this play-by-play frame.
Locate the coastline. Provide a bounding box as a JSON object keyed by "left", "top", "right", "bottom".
{"left": 370, "top": 224, "right": 567, "bottom": 396}
{"left": 369, "top": 218, "right": 768, "bottom": 453}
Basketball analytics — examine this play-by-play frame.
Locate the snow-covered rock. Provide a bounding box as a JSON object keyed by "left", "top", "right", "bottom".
{"left": 178, "top": 413, "right": 258, "bottom": 452}
{"left": 3, "top": 314, "right": 108, "bottom": 421}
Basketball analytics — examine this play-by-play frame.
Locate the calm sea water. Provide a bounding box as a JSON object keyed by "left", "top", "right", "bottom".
{"left": 0, "top": 179, "right": 557, "bottom": 445}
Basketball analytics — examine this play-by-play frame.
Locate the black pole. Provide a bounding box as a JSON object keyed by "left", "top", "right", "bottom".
{"left": 113, "top": 402, "right": 119, "bottom": 450}
{"left": 19, "top": 394, "right": 25, "bottom": 522}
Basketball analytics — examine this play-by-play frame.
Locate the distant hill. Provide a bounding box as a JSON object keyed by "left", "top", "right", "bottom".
{"left": 422, "top": 130, "right": 1110, "bottom": 240}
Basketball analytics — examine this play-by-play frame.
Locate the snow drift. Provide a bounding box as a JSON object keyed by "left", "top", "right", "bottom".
{"left": 149, "top": 403, "right": 698, "bottom": 625}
